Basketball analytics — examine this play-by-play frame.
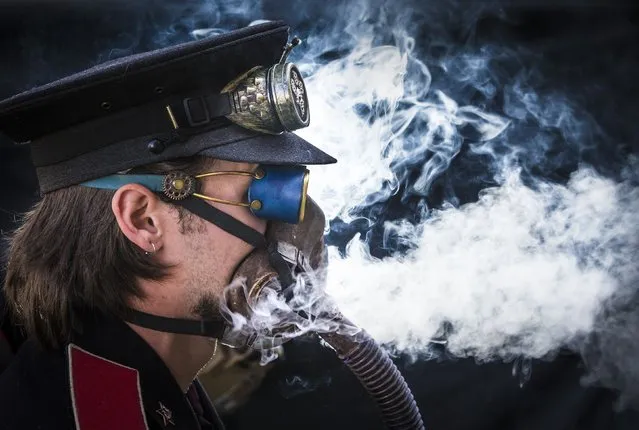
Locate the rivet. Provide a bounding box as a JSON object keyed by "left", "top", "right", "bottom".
{"left": 250, "top": 200, "right": 263, "bottom": 211}
{"left": 253, "top": 169, "right": 265, "bottom": 180}
{"left": 172, "top": 179, "right": 185, "bottom": 190}
{"left": 100, "top": 101, "right": 112, "bottom": 110}
{"left": 154, "top": 86, "right": 165, "bottom": 94}
{"left": 147, "top": 139, "right": 165, "bottom": 154}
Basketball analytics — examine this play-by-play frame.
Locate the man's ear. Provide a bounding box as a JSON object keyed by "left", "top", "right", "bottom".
{"left": 112, "top": 184, "right": 164, "bottom": 253}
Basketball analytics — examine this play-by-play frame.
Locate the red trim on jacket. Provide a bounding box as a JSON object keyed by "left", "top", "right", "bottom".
{"left": 68, "top": 344, "right": 149, "bottom": 430}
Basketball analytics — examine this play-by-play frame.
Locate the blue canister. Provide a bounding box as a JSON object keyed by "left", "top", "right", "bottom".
{"left": 248, "top": 165, "right": 309, "bottom": 224}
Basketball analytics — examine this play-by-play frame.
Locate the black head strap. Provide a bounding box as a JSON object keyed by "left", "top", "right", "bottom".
{"left": 125, "top": 309, "right": 227, "bottom": 338}
{"left": 173, "top": 196, "right": 266, "bottom": 248}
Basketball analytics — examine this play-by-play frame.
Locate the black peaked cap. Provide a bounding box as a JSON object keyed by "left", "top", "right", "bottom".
{"left": 0, "top": 20, "right": 336, "bottom": 193}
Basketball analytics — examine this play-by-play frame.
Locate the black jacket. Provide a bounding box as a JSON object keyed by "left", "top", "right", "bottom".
{"left": 0, "top": 313, "right": 225, "bottom": 430}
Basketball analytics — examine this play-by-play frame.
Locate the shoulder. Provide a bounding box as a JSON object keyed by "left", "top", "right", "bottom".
{"left": 0, "top": 338, "right": 74, "bottom": 429}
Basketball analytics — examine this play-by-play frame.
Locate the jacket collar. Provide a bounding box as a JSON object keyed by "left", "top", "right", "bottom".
{"left": 68, "top": 312, "right": 205, "bottom": 430}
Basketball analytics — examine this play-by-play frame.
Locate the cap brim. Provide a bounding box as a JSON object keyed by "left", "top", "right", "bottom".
{"left": 198, "top": 131, "right": 337, "bottom": 165}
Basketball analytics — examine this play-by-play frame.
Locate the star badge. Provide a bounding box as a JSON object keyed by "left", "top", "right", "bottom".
{"left": 156, "top": 402, "right": 175, "bottom": 426}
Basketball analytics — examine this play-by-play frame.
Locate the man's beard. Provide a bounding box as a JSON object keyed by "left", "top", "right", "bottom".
{"left": 191, "top": 291, "right": 221, "bottom": 320}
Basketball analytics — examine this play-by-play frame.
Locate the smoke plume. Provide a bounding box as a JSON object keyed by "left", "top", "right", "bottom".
{"left": 135, "top": 0, "right": 639, "bottom": 407}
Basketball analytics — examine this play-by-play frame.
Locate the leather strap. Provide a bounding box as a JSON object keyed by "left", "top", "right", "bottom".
{"left": 124, "top": 309, "right": 227, "bottom": 339}
{"left": 174, "top": 197, "right": 266, "bottom": 248}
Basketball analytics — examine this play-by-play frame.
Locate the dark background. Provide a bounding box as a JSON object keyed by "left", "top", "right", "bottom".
{"left": 1, "top": 1, "right": 639, "bottom": 429}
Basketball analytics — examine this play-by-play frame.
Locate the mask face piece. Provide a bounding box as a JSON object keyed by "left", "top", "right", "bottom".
{"left": 221, "top": 196, "right": 328, "bottom": 350}
{"left": 247, "top": 165, "right": 309, "bottom": 224}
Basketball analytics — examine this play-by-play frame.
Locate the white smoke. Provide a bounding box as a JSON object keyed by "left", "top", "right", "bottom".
{"left": 181, "top": 0, "right": 638, "bottom": 404}
{"left": 298, "top": 40, "right": 510, "bottom": 220}
{"left": 287, "top": 0, "right": 639, "bottom": 402}
{"left": 324, "top": 167, "right": 638, "bottom": 360}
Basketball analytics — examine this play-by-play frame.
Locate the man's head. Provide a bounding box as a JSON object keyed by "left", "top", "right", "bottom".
{"left": 112, "top": 158, "right": 268, "bottom": 322}
{"left": 0, "top": 21, "right": 336, "bottom": 348}
{"left": 3, "top": 156, "right": 266, "bottom": 348}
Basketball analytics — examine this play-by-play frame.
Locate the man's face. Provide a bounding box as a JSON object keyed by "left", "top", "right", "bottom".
{"left": 166, "top": 160, "right": 268, "bottom": 319}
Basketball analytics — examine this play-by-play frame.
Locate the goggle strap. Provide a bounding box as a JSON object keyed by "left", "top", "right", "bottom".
{"left": 169, "top": 93, "right": 232, "bottom": 129}
{"left": 174, "top": 196, "right": 266, "bottom": 248}
{"left": 124, "top": 308, "right": 227, "bottom": 338}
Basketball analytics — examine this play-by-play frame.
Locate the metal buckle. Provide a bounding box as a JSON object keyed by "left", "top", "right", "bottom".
{"left": 183, "top": 96, "right": 210, "bottom": 127}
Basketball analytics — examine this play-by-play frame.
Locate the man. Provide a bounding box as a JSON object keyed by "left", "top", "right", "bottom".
{"left": 0, "top": 20, "right": 336, "bottom": 430}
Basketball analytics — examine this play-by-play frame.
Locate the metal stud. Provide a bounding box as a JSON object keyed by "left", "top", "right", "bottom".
{"left": 253, "top": 168, "right": 265, "bottom": 180}
{"left": 250, "top": 200, "right": 263, "bottom": 211}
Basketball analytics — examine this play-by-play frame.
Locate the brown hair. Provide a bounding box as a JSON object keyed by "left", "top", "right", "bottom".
{"left": 3, "top": 156, "right": 213, "bottom": 349}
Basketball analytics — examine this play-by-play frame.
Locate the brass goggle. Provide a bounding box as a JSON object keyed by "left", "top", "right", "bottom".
{"left": 167, "top": 38, "right": 309, "bottom": 135}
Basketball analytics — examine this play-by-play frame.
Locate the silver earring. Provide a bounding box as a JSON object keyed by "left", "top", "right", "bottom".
{"left": 145, "top": 242, "right": 157, "bottom": 256}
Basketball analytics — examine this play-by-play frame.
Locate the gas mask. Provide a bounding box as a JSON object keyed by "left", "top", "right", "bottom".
{"left": 221, "top": 196, "right": 331, "bottom": 349}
